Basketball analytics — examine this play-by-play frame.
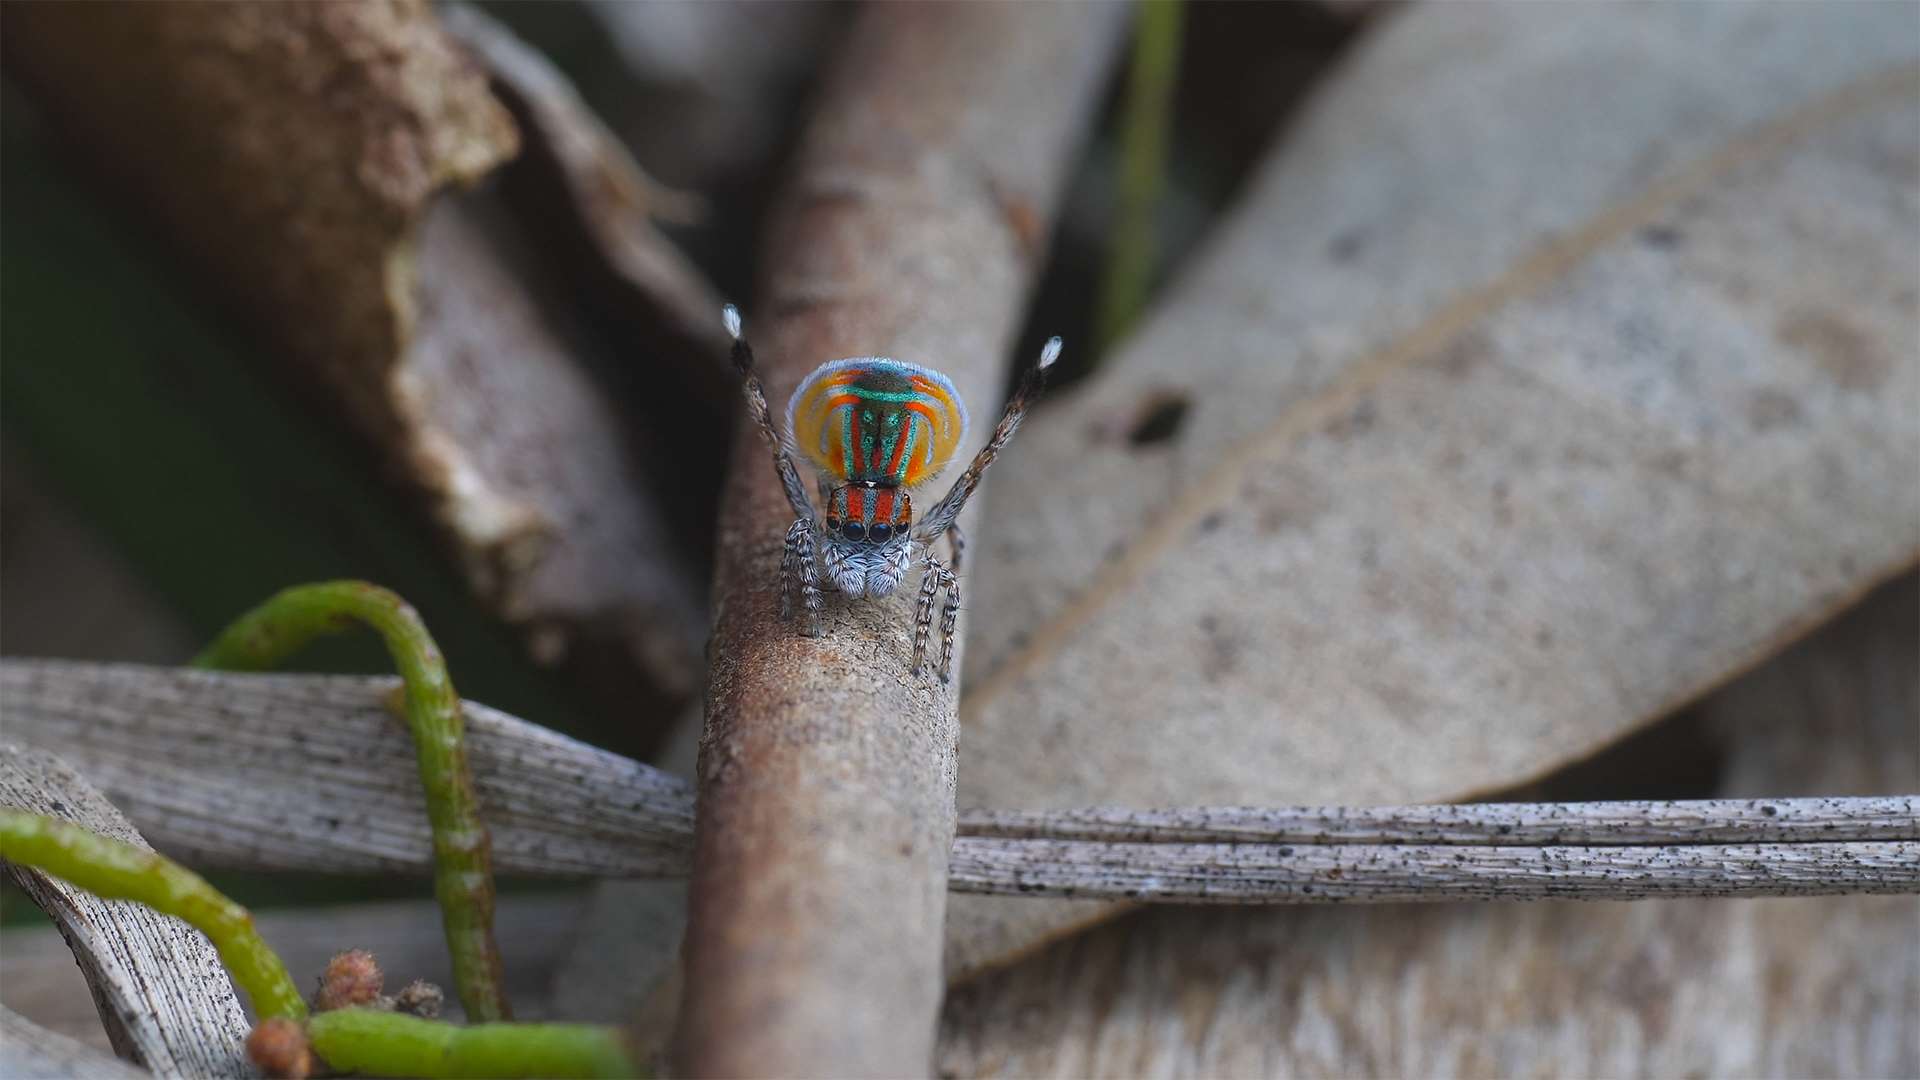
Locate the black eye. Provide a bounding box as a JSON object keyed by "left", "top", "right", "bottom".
{"left": 842, "top": 521, "right": 867, "bottom": 542}
{"left": 869, "top": 523, "right": 893, "bottom": 543}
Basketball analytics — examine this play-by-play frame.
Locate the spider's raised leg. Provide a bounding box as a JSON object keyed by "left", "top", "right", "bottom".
{"left": 786, "top": 517, "right": 824, "bottom": 636}
{"left": 944, "top": 523, "right": 967, "bottom": 574}
{"left": 724, "top": 304, "right": 817, "bottom": 526}
{"left": 915, "top": 336, "right": 1061, "bottom": 542}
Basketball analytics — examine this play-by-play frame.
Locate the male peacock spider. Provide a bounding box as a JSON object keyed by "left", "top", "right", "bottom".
{"left": 723, "top": 303, "right": 1060, "bottom": 682}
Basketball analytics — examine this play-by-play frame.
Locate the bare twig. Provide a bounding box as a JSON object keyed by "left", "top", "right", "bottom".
{"left": 682, "top": 5, "right": 1127, "bottom": 1075}
{"left": 954, "top": 798, "right": 1920, "bottom": 845}
{"left": 195, "top": 582, "right": 507, "bottom": 1022}
{"left": 948, "top": 838, "right": 1920, "bottom": 903}
{"left": 0, "top": 748, "right": 252, "bottom": 1078}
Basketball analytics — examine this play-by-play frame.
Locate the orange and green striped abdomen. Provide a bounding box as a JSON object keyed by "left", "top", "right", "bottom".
{"left": 787, "top": 359, "right": 969, "bottom": 488}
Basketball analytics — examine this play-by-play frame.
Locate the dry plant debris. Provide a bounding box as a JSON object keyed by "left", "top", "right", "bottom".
{"left": 947, "top": 0, "right": 1920, "bottom": 977}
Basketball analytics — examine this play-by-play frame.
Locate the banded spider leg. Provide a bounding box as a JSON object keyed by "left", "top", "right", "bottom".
{"left": 726, "top": 304, "right": 825, "bottom": 637}
{"left": 908, "top": 335, "right": 1060, "bottom": 681}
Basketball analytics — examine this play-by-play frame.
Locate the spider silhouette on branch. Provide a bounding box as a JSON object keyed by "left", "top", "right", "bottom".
{"left": 724, "top": 303, "right": 1060, "bottom": 682}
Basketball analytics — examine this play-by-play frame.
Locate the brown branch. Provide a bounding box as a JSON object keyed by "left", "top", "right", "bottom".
{"left": 681, "top": 5, "right": 1127, "bottom": 1074}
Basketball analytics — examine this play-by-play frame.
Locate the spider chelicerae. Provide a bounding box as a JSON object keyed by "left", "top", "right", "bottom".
{"left": 723, "top": 303, "right": 1060, "bottom": 682}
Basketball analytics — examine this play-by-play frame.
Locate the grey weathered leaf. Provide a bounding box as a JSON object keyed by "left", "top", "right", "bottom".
{"left": 0, "top": 749, "right": 251, "bottom": 1077}
{"left": 0, "top": 661, "right": 693, "bottom": 878}
{"left": 951, "top": 2, "right": 1920, "bottom": 974}
{"left": 0, "top": 1006, "right": 145, "bottom": 1080}
{"left": 938, "top": 572, "right": 1920, "bottom": 1078}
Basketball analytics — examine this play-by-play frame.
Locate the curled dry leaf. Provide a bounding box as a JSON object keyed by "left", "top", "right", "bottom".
{"left": 439, "top": 3, "right": 734, "bottom": 413}
{"left": 0, "top": 748, "right": 251, "bottom": 1078}
{"left": 950, "top": 1, "right": 1920, "bottom": 976}
{"left": 0, "top": 0, "right": 707, "bottom": 713}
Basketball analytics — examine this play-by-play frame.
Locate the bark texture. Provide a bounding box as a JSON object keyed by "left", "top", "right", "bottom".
{"left": 680, "top": 5, "right": 1127, "bottom": 1074}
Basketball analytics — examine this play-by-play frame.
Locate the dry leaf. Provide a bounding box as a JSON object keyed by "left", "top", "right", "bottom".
{"left": 0, "top": 749, "right": 251, "bottom": 1077}
{"left": 0, "top": 1007, "right": 145, "bottom": 1080}
{"left": 0, "top": 1, "right": 708, "bottom": 715}
{"left": 951, "top": 2, "right": 1920, "bottom": 975}
{"left": 938, "top": 574, "right": 1920, "bottom": 1077}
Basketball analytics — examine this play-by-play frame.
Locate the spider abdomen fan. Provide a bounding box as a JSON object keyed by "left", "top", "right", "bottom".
{"left": 787, "top": 359, "right": 970, "bottom": 489}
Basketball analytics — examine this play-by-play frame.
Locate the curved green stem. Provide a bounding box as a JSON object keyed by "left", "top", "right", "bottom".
{"left": 193, "top": 581, "right": 507, "bottom": 1022}
{"left": 307, "top": 1010, "right": 637, "bottom": 1079}
{"left": 0, "top": 810, "right": 307, "bottom": 1021}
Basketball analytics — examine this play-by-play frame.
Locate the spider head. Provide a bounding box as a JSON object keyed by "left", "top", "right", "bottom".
{"left": 821, "top": 482, "right": 914, "bottom": 598}
{"left": 824, "top": 482, "right": 912, "bottom": 547}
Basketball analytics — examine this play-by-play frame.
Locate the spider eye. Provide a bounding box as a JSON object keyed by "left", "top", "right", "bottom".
{"left": 842, "top": 521, "right": 867, "bottom": 542}
{"left": 869, "top": 523, "right": 893, "bottom": 543}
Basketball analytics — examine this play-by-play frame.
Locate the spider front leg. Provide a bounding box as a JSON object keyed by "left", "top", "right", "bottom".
{"left": 785, "top": 517, "right": 824, "bottom": 636}
{"left": 944, "top": 522, "right": 967, "bottom": 574}
{"left": 913, "top": 554, "right": 961, "bottom": 683}
{"left": 914, "top": 336, "right": 1060, "bottom": 543}
{"left": 724, "top": 303, "right": 820, "bottom": 526}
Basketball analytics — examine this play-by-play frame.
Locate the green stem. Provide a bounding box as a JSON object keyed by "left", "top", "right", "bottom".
{"left": 0, "top": 810, "right": 307, "bottom": 1021}
{"left": 307, "top": 1009, "right": 637, "bottom": 1079}
{"left": 193, "top": 582, "right": 507, "bottom": 1022}
{"left": 1095, "top": 0, "right": 1185, "bottom": 354}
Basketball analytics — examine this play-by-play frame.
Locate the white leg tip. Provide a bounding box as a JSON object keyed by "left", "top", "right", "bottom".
{"left": 722, "top": 303, "right": 743, "bottom": 340}
{"left": 1039, "top": 336, "right": 1063, "bottom": 369}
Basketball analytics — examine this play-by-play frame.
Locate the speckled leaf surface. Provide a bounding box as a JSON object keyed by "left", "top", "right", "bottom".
{"left": 949, "top": 2, "right": 1920, "bottom": 975}
{"left": 939, "top": 575, "right": 1920, "bottom": 1078}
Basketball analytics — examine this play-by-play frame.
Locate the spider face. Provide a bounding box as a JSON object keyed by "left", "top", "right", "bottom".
{"left": 825, "top": 482, "right": 913, "bottom": 546}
